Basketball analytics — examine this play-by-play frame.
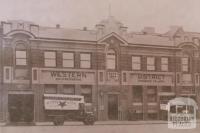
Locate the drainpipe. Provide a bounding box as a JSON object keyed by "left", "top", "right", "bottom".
{"left": 172, "top": 35, "right": 177, "bottom": 97}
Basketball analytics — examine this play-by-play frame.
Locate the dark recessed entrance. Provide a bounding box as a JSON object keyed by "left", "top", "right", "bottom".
{"left": 8, "top": 94, "right": 34, "bottom": 123}
{"left": 108, "top": 94, "right": 118, "bottom": 120}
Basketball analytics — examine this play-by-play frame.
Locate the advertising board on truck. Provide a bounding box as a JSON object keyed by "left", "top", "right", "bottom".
{"left": 44, "top": 94, "right": 84, "bottom": 110}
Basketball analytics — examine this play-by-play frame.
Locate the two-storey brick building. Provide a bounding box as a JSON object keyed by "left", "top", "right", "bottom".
{"left": 0, "top": 17, "right": 199, "bottom": 124}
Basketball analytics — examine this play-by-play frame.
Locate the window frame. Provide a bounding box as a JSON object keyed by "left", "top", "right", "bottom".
{"left": 132, "top": 56, "right": 141, "bottom": 70}
{"left": 161, "top": 57, "right": 169, "bottom": 71}
{"left": 62, "top": 52, "right": 74, "bottom": 68}
{"left": 80, "top": 53, "right": 91, "bottom": 69}
{"left": 44, "top": 51, "right": 56, "bottom": 67}
{"left": 147, "top": 57, "right": 155, "bottom": 71}
{"left": 181, "top": 57, "right": 189, "bottom": 72}
{"left": 15, "top": 50, "right": 27, "bottom": 66}
{"left": 106, "top": 49, "right": 116, "bottom": 70}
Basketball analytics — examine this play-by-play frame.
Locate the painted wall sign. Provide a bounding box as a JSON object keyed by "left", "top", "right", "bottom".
{"left": 129, "top": 73, "right": 173, "bottom": 85}
{"left": 40, "top": 69, "right": 95, "bottom": 84}
{"left": 106, "top": 72, "right": 119, "bottom": 84}
{"left": 44, "top": 94, "right": 84, "bottom": 110}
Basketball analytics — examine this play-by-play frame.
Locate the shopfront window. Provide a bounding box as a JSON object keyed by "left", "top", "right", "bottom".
{"left": 16, "top": 50, "right": 27, "bottom": 66}
{"left": 44, "top": 51, "right": 56, "bottom": 67}
{"left": 147, "top": 57, "right": 155, "bottom": 71}
{"left": 63, "top": 85, "right": 75, "bottom": 95}
{"left": 81, "top": 85, "right": 92, "bottom": 103}
{"left": 132, "top": 56, "right": 141, "bottom": 70}
{"left": 80, "top": 53, "right": 91, "bottom": 68}
{"left": 44, "top": 84, "right": 57, "bottom": 94}
{"left": 147, "top": 86, "right": 157, "bottom": 102}
{"left": 132, "top": 86, "right": 143, "bottom": 102}
{"left": 107, "top": 49, "right": 116, "bottom": 69}
{"left": 63, "top": 52, "right": 74, "bottom": 68}
{"left": 161, "top": 57, "right": 168, "bottom": 71}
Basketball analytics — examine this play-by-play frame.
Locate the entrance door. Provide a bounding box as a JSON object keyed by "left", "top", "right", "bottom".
{"left": 8, "top": 94, "right": 34, "bottom": 123}
{"left": 108, "top": 94, "right": 118, "bottom": 120}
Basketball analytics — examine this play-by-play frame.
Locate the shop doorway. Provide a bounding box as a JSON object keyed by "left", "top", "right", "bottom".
{"left": 108, "top": 94, "right": 118, "bottom": 120}
{"left": 8, "top": 94, "right": 34, "bottom": 123}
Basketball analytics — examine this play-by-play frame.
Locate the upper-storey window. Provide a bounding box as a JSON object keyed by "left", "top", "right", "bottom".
{"left": 132, "top": 56, "right": 141, "bottom": 70}
{"left": 44, "top": 51, "right": 56, "bottom": 67}
{"left": 63, "top": 52, "right": 74, "bottom": 68}
{"left": 16, "top": 50, "right": 27, "bottom": 66}
{"left": 107, "top": 49, "right": 116, "bottom": 69}
{"left": 181, "top": 57, "right": 189, "bottom": 72}
{"left": 161, "top": 57, "right": 168, "bottom": 71}
{"left": 147, "top": 57, "right": 155, "bottom": 71}
{"left": 80, "top": 53, "right": 91, "bottom": 68}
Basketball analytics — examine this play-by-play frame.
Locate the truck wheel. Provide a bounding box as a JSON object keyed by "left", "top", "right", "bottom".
{"left": 53, "top": 116, "right": 64, "bottom": 126}
{"left": 83, "top": 115, "right": 95, "bottom": 125}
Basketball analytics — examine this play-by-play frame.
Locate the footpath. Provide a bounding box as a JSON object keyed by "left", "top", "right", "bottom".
{"left": 0, "top": 120, "right": 200, "bottom": 126}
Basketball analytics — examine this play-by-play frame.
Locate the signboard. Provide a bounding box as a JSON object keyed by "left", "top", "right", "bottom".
{"left": 40, "top": 70, "right": 95, "bottom": 84}
{"left": 44, "top": 94, "right": 84, "bottom": 110}
{"left": 106, "top": 72, "right": 119, "bottom": 85}
{"left": 160, "top": 104, "right": 168, "bottom": 110}
{"left": 129, "top": 73, "right": 173, "bottom": 85}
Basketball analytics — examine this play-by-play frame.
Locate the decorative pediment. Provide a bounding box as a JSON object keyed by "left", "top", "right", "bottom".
{"left": 97, "top": 32, "right": 128, "bottom": 46}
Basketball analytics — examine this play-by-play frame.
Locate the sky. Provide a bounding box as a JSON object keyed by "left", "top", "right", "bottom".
{"left": 0, "top": 0, "right": 200, "bottom": 33}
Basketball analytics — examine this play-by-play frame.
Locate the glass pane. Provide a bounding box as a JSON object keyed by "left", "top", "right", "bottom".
{"left": 161, "top": 57, "right": 168, "bottom": 64}
{"left": 63, "top": 52, "right": 74, "bottom": 59}
{"left": 45, "top": 59, "right": 56, "bottom": 67}
{"left": 80, "top": 61, "right": 91, "bottom": 68}
{"left": 44, "top": 52, "right": 56, "bottom": 59}
{"left": 80, "top": 53, "right": 90, "bottom": 60}
{"left": 15, "top": 69, "right": 29, "bottom": 80}
{"left": 182, "top": 65, "right": 188, "bottom": 72}
{"left": 63, "top": 85, "right": 75, "bottom": 94}
{"left": 16, "top": 59, "right": 27, "bottom": 65}
{"left": 147, "top": 57, "right": 155, "bottom": 65}
{"left": 107, "top": 59, "right": 115, "bottom": 69}
{"left": 107, "top": 54, "right": 115, "bottom": 59}
{"left": 16, "top": 51, "right": 26, "bottom": 58}
{"left": 132, "top": 56, "right": 140, "bottom": 63}
{"left": 147, "top": 65, "right": 155, "bottom": 70}
{"left": 182, "top": 57, "right": 188, "bottom": 64}
{"left": 161, "top": 65, "right": 168, "bottom": 71}
{"left": 45, "top": 88, "right": 57, "bottom": 94}
{"left": 63, "top": 60, "right": 74, "bottom": 67}
{"left": 45, "top": 84, "right": 57, "bottom": 94}
{"left": 132, "top": 64, "right": 141, "bottom": 70}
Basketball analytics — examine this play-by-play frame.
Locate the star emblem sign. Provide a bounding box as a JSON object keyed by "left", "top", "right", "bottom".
{"left": 58, "top": 101, "right": 66, "bottom": 108}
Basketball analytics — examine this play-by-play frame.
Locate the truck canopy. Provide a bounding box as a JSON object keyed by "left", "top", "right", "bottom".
{"left": 44, "top": 94, "right": 84, "bottom": 110}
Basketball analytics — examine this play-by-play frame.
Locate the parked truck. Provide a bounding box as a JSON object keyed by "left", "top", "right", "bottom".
{"left": 43, "top": 94, "right": 95, "bottom": 125}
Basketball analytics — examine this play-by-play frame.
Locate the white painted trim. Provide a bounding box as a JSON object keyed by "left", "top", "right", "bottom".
{"left": 3, "top": 66, "right": 12, "bottom": 83}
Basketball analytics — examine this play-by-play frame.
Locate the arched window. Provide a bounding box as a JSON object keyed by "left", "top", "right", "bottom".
{"left": 106, "top": 49, "right": 116, "bottom": 69}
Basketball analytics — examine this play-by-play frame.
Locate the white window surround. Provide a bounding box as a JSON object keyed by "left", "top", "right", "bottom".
{"left": 161, "top": 57, "right": 168, "bottom": 71}
{"left": 181, "top": 57, "right": 189, "bottom": 72}
{"left": 80, "top": 53, "right": 91, "bottom": 68}
{"left": 132, "top": 56, "right": 141, "bottom": 70}
{"left": 16, "top": 50, "right": 27, "bottom": 66}
{"left": 44, "top": 51, "right": 56, "bottom": 67}
{"left": 106, "top": 49, "right": 116, "bottom": 69}
{"left": 63, "top": 52, "right": 74, "bottom": 68}
{"left": 147, "top": 57, "right": 155, "bottom": 71}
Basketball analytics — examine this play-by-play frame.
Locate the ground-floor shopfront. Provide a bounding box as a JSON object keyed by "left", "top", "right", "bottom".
{"left": 0, "top": 69, "right": 199, "bottom": 123}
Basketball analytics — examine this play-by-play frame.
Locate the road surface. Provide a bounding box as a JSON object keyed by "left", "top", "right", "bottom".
{"left": 0, "top": 123, "right": 199, "bottom": 133}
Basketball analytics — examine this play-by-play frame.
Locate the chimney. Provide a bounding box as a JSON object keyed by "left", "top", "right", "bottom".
{"left": 120, "top": 26, "right": 128, "bottom": 36}
{"left": 96, "top": 24, "right": 105, "bottom": 36}
{"left": 142, "top": 27, "right": 155, "bottom": 34}
{"left": 56, "top": 24, "right": 60, "bottom": 28}
{"left": 83, "top": 27, "right": 87, "bottom": 31}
